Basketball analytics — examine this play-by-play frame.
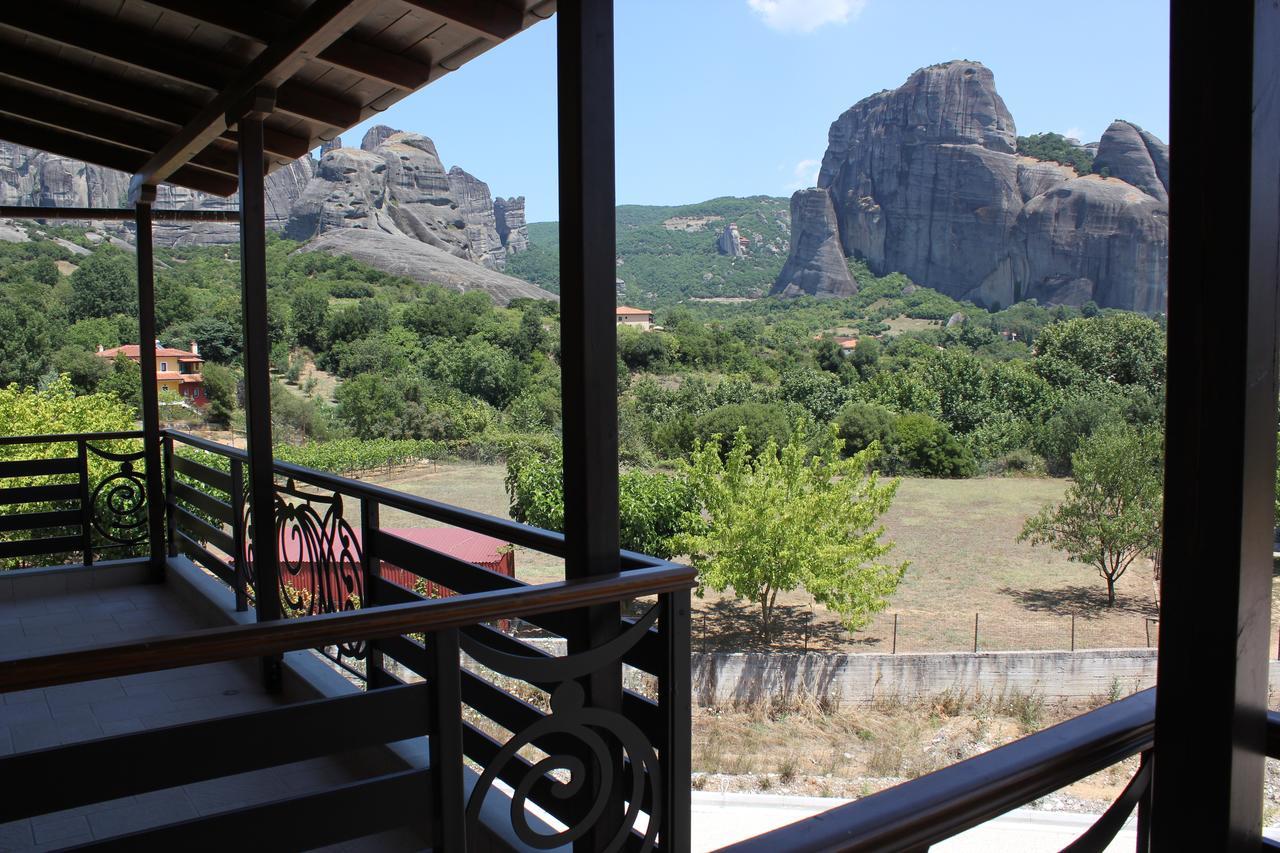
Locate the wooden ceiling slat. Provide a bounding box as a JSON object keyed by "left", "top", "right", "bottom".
{"left": 130, "top": 0, "right": 382, "bottom": 197}
{"left": 0, "top": 84, "right": 239, "bottom": 176}
{"left": 136, "top": 0, "right": 434, "bottom": 91}
{"left": 0, "top": 44, "right": 312, "bottom": 160}
{"left": 0, "top": 116, "right": 238, "bottom": 196}
{"left": 399, "top": 0, "right": 523, "bottom": 41}
{"left": 0, "top": 5, "right": 361, "bottom": 128}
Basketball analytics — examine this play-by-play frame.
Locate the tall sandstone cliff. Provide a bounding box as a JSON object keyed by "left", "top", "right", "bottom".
{"left": 0, "top": 125, "right": 541, "bottom": 301}
{"left": 774, "top": 61, "right": 1169, "bottom": 313}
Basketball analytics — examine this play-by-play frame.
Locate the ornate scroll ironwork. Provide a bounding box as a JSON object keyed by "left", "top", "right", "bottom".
{"left": 460, "top": 604, "right": 664, "bottom": 852}
{"left": 86, "top": 443, "right": 148, "bottom": 546}
{"left": 242, "top": 478, "right": 366, "bottom": 664}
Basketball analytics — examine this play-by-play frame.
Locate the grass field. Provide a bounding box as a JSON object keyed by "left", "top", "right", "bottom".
{"left": 365, "top": 464, "right": 1169, "bottom": 653}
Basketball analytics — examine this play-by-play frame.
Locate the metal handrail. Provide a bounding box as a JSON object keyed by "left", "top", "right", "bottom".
{"left": 0, "top": 562, "right": 696, "bottom": 692}
{"left": 719, "top": 688, "right": 1155, "bottom": 852}
{"left": 164, "top": 428, "right": 577, "bottom": 558}
{"left": 0, "top": 431, "right": 143, "bottom": 447}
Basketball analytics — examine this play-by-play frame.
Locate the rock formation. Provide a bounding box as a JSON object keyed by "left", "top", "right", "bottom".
{"left": 773, "top": 189, "right": 857, "bottom": 297}
{"left": 1092, "top": 120, "right": 1169, "bottom": 203}
{"left": 0, "top": 125, "right": 533, "bottom": 291}
{"left": 716, "top": 223, "right": 748, "bottom": 257}
{"left": 299, "top": 230, "right": 555, "bottom": 306}
{"left": 774, "top": 61, "right": 1168, "bottom": 311}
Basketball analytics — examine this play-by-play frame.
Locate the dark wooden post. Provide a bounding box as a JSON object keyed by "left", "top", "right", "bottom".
{"left": 1152, "top": 1, "right": 1279, "bottom": 846}
{"left": 162, "top": 434, "right": 177, "bottom": 559}
{"left": 427, "top": 627, "right": 466, "bottom": 851}
{"left": 233, "top": 93, "right": 283, "bottom": 691}
{"left": 557, "top": 1, "right": 623, "bottom": 847}
{"left": 76, "top": 439, "right": 92, "bottom": 566}
{"left": 230, "top": 458, "right": 248, "bottom": 613}
{"left": 660, "top": 589, "right": 691, "bottom": 851}
{"left": 361, "top": 497, "right": 389, "bottom": 688}
{"left": 135, "top": 194, "right": 165, "bottom": 580}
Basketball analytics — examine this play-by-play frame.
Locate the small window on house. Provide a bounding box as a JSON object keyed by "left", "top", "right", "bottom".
{"left": 160, "top": 362, "right": 168, "bottom": 371}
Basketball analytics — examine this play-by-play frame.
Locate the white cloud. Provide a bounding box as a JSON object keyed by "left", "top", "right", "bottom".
{"left": 748, "top": 0, "right": 867, "bottom": 33}
{"left": 786, "top": 158, "right": 822, "bottom": 190}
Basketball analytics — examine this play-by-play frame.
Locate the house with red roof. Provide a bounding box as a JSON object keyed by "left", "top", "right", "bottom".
{"left": 96, "top": 341, "right": 207, "bottom": 407}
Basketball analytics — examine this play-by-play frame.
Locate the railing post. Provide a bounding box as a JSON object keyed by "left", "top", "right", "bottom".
{"left": 1136, "top": 750, "right": 1153, "bottom": 852}
{"left": 233, "top": 98, "right": 282, "bottom": 692}
{"left": 134, "top": 194, "right": 165, "bottom": 582}
{"left": 660, "top": 588, "right": 691, "bottom": 851}
{"left": 361, "top": 497, "right": 389, "bottom": 688}
{"left": 162, "top": 433, "right": 177, "bottom": 559}
{"left": 77, "top": 439, "right": 92, "bottom": 566}
{"left": 230, "top": 458, "right": 248, "bottom": 613}
{"left": 427, "top": 627, "right": 466, "bottom": 851}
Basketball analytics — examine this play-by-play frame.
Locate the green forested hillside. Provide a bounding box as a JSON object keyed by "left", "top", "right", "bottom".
{"left": 505, "top": 196, "right": 791, "bottom": 307}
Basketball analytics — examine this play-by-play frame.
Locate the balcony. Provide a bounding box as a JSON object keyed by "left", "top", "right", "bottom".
{"left": 2, "top": 427, "right": 1262, "bottom": 852}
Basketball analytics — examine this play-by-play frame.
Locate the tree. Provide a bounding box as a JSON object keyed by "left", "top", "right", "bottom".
{"left": 835, "top": 403, "right": 896, "bottom": 457}
{"left": 68, "top": 248, "right": 136, "bottom": 320}
{"left": 98, "top": 354, "right": 142, "bottom": 414}
{"left": 694, "top": 402, "right": 791, "bottom": 457}
{"left": 889, "top": 413, "right": 976, "bottom": 477}
{"left": 202, "top": 362, "right": 238, "bottom": 426}
{"left": 289, "top": 285, "right": 329, "bottom": 350}
{"left": 1018, "top": 423, "right": 1163, "bottom": 606}
{"left": 675, "top": 426, "right": 906, "bottom": 644}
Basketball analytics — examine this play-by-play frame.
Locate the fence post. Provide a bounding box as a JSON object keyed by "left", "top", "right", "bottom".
{"left": 427, "top": 628, "right": 466, "bottom": 851}
{"left": 162, "top": 434, "right": 177, "bottom": 559}
{"left": 1071, "top": 614, "right": 1076, "bottom": 652}
{"left": 892, "top": 613, "right": 898, "bottom": 655}
{"left": 973, "top": 613, "right": 979, "bottom": 653}
{"left": 660, "top": 589, "right": 692, "bottom": 852}
{"left": 230, "top": 458, "right": 248, "bottom": 613}
{"left": 361, "top": 497, "right": 389, "bottom": 689}
{"left": 77, "top": 439, "right": 92, "bottom": 566}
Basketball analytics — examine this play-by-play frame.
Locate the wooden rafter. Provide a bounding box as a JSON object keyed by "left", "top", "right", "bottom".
{"left": 0, "top": 116, "right": 237, "bottom": 196}
{"left": 0, "top": 46, "right": 311, "bottom": 160}
{"left": 129, "top": 0, "right": 380, "bottom": 198}
{"left": 137, "top": 0, "right": 434, "bottom": 91}
{"left": 0, "top": 83, "right": 240, "bottom": 177}
{"left": 0, "top": 5, "right": 361, "bottom": 128}
{"left": 400, "top": 0, "right": 525, "bottom": 41}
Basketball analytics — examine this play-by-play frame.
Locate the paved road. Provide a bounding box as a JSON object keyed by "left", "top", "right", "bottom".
{"left": 691, "top": 792, "right": 1137, "bottom": 852}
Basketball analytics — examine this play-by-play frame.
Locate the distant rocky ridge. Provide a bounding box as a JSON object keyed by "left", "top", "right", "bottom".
{"left": 0, "top": 125, "right": 546, "bottom": 304}
{"left": 774, "top": 61, "right": 1169, "bottom": 312}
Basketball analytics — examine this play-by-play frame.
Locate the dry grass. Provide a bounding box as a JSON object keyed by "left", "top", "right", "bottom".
{"left": 690, "top": 692, "right": 1139, "bottom": 804}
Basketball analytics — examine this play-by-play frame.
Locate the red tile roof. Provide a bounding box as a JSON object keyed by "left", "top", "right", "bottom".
{"left": 98, "top": 344, "right": 203, "bottom": 362}
{"left": 616, "top": 306, "right": 653, "bottom": 316}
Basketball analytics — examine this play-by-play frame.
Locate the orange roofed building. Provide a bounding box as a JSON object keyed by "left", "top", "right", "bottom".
{"left": 615, "top": 305, "right": 654, "bottom": 330}
{"left": 96, "top": 341, "right": 208, "bottom": 407}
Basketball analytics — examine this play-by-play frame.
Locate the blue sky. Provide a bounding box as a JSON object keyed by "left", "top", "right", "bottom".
{"left": 346, "top": 0, "right": 1170, "bottom": 223}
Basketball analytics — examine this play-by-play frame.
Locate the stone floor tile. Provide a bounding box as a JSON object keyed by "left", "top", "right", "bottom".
{"left": 89, "top": 693, "right": 177, "bottom": 723}
{"left": 45, "top": 679, "right": 126, "bottom": 709}
{"left": 98, "top": 717, "right": 146, "bottom": 736}
{"left": 0, "top": 819, "right": 35, "bottom": 850}
{"left": 10, "top": 719, "right": 60, "bottom": 752}
{"left": 0, "top": 700, "right": 52, "bottom": 727}
{"left": 31, "top": 814, "right": 90, "bottom": 845}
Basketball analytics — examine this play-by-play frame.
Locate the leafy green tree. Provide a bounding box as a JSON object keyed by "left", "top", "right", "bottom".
{"left": 401, "top": 288, "right": 491, "bottom": 341}
{"left": 889, "top": 413, "right": 976, "bottom": 477}
{"left": 779, "top": 367, "right": 849, "bottom": 422}
{"left": 322, "top": 299, "right": 391, "bottom": 353}
{"left": 51, "top": 346, "right": 109, "bottom": 392}
{"left": 289, "top": 285, "right": 329, "bottom": 350}
{"left": 202, "top": 362, "right": 238, "bottom": 426}
{"left": 166, "top": 317, "right": 242, "bottom": 364}
{"left": 155, "top": 278, "right": 195, "bottom": 330}
{"left": 1019, "top": 423, "right": 1163, "bottom": 606}
{"left": 1032, "top": 314, "right": 1166, "bottom": 396}
{"left": 1016, "top": 132, "right": 1094, "bottom": 174}
{"left": 68, "top": 248, "right": 136, "bottom": 320}
{"left": 0, "top": 286, "right": 54, "bottom": 387}
{"left": 98, "top": 354, "right": 142, "bottom": 414}
{"left": 675, "top": 426, "right": 906, "bottom": 643}
{"left": 504, "top": 445, "right": 695, "bottom": 559}
{"left": 694, "top": 402, "right": 792, "bottom": 457}
{"left": 836, "top": 403, "right": 896, "bottom": 457}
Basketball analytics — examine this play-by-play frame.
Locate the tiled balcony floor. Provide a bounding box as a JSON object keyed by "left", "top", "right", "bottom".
{"left": 0, "top": 579, "right": 424, "bottom": 851}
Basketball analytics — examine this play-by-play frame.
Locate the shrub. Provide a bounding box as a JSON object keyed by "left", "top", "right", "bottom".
{"left": 694, "top": 402, "right": 792, "bottom": 457}
{"left": 888, "top": 413, "right": 976, "bottom": 477}
{"left": 835, "top": 403, "right": 896, "bottom": 457}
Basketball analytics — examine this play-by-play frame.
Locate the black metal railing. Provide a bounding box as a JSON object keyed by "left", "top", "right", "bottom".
{"left": 0, "top": 431, "right": 149, "bottom": 567}
{"left": 158, "top": 428, "right": 694, "bottom": 849}
{"left": 719, "top": 687, "right": 1155, "bottom": 852}
{"left": 0, "top": 563, "right": 697, "bottom": 851}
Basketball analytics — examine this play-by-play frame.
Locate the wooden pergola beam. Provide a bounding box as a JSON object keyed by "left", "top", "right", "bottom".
{"left": 0, "top": 116, "right": 238, "bottom": 197}
{"left": 0, "top": 84, "right": 240, "bottom": 178}
{"left": 0, "top": 5, "right": 361, "bottom": 129}
{"left": 138, "top": 0, "right": 434, "bottom": 91}
{"left": 129, "top": 0, "right": 379, "bottom": 199}
{"left": 0, "top": 46, "right": 311, "bottom": 161}
{"left": 400, "top": 0, "right": 525, "bottom": 41}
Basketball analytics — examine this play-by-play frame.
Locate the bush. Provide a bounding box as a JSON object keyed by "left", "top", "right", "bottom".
{"left": 694, "top": 402, "right": 792, "bottom": 457}
{"left": 888, "top": 413, "right": 976, "bottom": 477}
{"left": 835, "top": 403, "right": 896, "bottom": 457}
{"left": 981, "top": 448, "right": 1047, "bottom": 477}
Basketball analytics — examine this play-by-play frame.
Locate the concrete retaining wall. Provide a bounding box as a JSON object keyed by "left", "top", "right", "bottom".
{"left": 690, "top": 649, "right": 1280, "bottom": 706}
